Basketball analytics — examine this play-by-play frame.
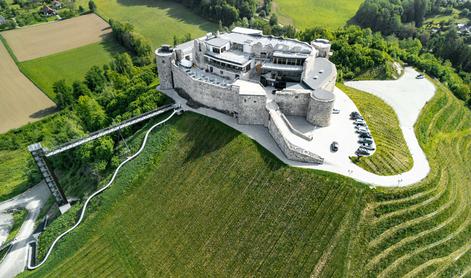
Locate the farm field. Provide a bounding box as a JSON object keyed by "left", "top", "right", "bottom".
{"left": 23, "top": 80, "right": 471, "bottom": 276}
{"left": 0, "top": 40, "right": 55, "bottom": 133}
{"left": 1, "top": 14, "right": 112, "bottom": 61}
{"left": 338, "top": 84, "right": 413, "bottom": 175}
{"left": 87, "top": 0, "right": 216, "bottom": 47}
{"left": 19, "top": 37, "right": 125, "bottom": 100}
{"left": 273, "top": 0, "right": 364, "bottom": 30}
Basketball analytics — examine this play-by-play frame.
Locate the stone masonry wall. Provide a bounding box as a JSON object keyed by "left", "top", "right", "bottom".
{"left": 172, "top": 63, "right": 239, "bottom": 113}
{"left": 274, "top": 89, "right": 311, "bottom": 116}
{"left": 237, "top": 94, "right": 269, "bottom": 126}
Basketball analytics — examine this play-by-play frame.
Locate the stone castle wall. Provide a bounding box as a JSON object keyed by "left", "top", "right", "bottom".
{"left": 237, "top": 94, "right": 269, "bottom": 125}
{"left": 171, "top": 63, "right": 239, "bottom": 113}
{"left": 274, "top": 89, "right": 311, "bottom": 116}
{"left": 156, "top": 51, "right": 174, "bottom": 90}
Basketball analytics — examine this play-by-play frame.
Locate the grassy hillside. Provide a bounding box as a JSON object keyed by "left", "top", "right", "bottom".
{"left": 273, "top": 0, "right": 363, "bottom": 30}
{"left": 348, "top": 81, "right": 471, "bottom": 277}
{"left": 338, "top": 84, "right": 413, "bottom": 175}
{"left": 22, "top": 79, "right": 471, "bottom": 276}
{"left": 19, "top": 36, "right": 125, "bottom": 101}
{"left": 0, "top": 150, "right": 36, "bottom": 202}
{"left": 87, "top": 0, "right": 216, "bottom": 48}
{"left": 24, "top": 113, "right": 370, "bottom": 277}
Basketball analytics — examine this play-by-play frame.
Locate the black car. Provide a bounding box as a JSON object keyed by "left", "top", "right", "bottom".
{"left": 360, "top": 144, "right": 375, "bottom": 151}
{"left": 330, "top": 141, "right": 339, "bottom": 152}
{"left": 359, "top": 132, "right": 372, "bottom": 139}
{"left": 356, "top": 148, "right": 370, "bottom": 156}
{"left": 359, "top": 139, "right": 374, "bottom": 145}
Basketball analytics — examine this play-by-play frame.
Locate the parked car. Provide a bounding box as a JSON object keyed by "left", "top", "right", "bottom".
{"left": 359, "top": 138, "right": 374, "bottom": 145}
{"left": 356, "top": 148, "right": 370, "bottom": 156}
{"left": 354, "top": 119, "right": 366, "bottom": 125}
{"left": 332, "top": 109, "right": 340, "bottom": 114}
{"left": 330, "top": 141, "right": 339, "bottom": 152}
{"left": 416, "top": 74, "right": 424, "bottom": 79}
{"left": 360, "top": 144, "right": 375, "bottom": 151}
{"left": 359, "top": 132, "right": 372, "bottom": 138}
{"left": 355, "top": 125, "right": 369, "bottom": 131}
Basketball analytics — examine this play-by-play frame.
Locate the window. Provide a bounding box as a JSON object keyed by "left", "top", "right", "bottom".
{"left": 220, "top": 70, "right": 224, "bottom": 75}
{"left": 210, "top": 67, "right": 213, "bottom": 72}
{"left": 213, "top": 48, "right": 220, "bottom": 54}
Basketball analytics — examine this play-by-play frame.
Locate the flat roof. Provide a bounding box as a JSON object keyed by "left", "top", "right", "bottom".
{"left": 206, "top": 50, "right": 250, "bottom": 66}
{"left": 302, "top": 58, "right": 335, "bottom": 90}
{"left": 220, "top": 32, "right": 312, "bottom": 54}
{"left": 232, "top": 27, "right": 263, "bottom": 35}
{"left": 206, "top": 37, "right": 229, "bottom": 48}
{"left": 262, "top": 62, "right": 303, "bottom": 72}
{"left": 234, "top": 79, "right": 266, "bottom": 96}
{"left": 313, "top": 89, "right": 335, "bottom": 101}
{"left": 273, "top": 51, "right": 310, "bottom": 59}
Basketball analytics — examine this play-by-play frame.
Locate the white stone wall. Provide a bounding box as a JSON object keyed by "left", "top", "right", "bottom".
{"left": 171, "top": 63, "right": 239, "bottom": 113}
{"left": 237, "top": 94, "right": 268, "bottom": 125}
{"left": 274, "top": 89, "right": 311, "bottom": 116}
{"left": 306, "top": 93, "right": 335, "bottom": 127}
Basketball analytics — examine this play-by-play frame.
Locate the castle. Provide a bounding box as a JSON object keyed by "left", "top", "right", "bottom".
{"left": 156, "top": 27, "right": 337, "bottom": 164}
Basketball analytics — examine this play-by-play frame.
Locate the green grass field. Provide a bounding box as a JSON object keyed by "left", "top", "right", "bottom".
{"left": 88, "top": 0, "right": 216, "bottom": 48}
{"left": 338, "top": 84, "right": 413, "bottom": 175}
{"left": 0, "top": 150, "right": 36, "bottom": 202}
{"left": 273, "top": 0, "right": 363, "bottom": 30}
{"left": 22, "top": 79, "right": 471, "bottom": 277}
{"left": 24, "top": 112, "right": 370, "bottom": 277}
{"left": 19, "top": 36, "right": 125, "bottom": 101}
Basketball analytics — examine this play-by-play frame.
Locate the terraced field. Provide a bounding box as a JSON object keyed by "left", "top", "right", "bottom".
{"left": 349, "top": 81, "right": 471, "bottom": 277}
{"left": 338, "top": 84, "right": 413, "bottom": 175}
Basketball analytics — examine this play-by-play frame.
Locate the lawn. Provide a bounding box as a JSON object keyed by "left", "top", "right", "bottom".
{"left": 0, "top": 150, "right": 36, "bottom": 202}
{"left": 19, "top": 36, "right": 125, "bottom": 100}
{"left": 338, "top": 83, "right": 413, "bottom": 175}
{"left": 25, "top": 112, "right": 370, "bottom": 277}
{"left": 87, "top": 0, "right": 216, "bottom": 48}
{"left": 273, "top": 0, "right": 364, "bottom": 30}
{"left": 22, "top": 79, "right": 471, "bottom": 277}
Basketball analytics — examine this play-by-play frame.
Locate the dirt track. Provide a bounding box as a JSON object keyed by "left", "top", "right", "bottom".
{"left": 0, "top": 42, "right": 56, "bottom": 133}
{"left": 1, "top": 14, "right": 111, "bottom": 61}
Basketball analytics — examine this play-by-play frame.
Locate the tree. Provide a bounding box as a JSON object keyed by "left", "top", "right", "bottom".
{"left": 76, "top": 95, "right": 107, "bottom": 131}
{"left": 111, "top": 53, "right": 134, "bottom": 76}
{"left": 85, "top": 65, "right": 106, "bottom": 92}
{"left": 88, "top": 0, "right": 96, "bottom": 12}
{"left": 53, "top": 80, "right": 74, "bottom": 108}
{"left": 269, "top": 14, "right": 278, "bottom": 26}
{"left": 72, "top": 81, "right": 91, "bottom": 99}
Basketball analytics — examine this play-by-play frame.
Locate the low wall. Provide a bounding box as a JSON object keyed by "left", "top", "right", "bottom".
{"left": 267, "top": 102, "right": 323, "bottom": 164}
{"left": 280, "top": 113, "right": 313, "bottom": 141}
{"left": 172, "top": 63, "right": 239, "bottom": 113}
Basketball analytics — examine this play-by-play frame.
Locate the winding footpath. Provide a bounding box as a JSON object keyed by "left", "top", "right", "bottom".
{"left": 161, "top": 67, "right": 436, "bottom": 187}
{"left": 0, "top": 182, "right": 50, "bottom": 278}
{"left": 27, "top": 110, "right": 177, "bottom": 270}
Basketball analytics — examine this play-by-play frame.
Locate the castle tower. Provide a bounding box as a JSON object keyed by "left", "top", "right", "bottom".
{"left": 156, "top": 45, "right": 174, "bottom": 90}
{"left": 306, "top": 89, "right": 335, "bottom": 127}
{"left": 311, "top": 39, "right": 332, "bottom": 59}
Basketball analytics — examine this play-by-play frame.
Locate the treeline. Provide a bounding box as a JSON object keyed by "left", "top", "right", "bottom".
{"left": 109, "top": 19, "right": 153, "bottom": 66}
{"left": 353, "top": 0, "right": 471, "bottom": 73}
{"left": 299, "top": 25, "right": 470, "bottom": 106}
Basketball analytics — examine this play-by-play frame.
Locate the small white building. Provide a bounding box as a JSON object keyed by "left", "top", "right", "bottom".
{"left": 156, "top": 28, "right": 338, "bottom": 164}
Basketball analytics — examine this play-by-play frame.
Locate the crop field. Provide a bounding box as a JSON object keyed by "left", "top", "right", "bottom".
{"left": 0, "top": 40, "right": 56, "bottom": 133}
{"left": 23, "top": 79, "right": 471, "bottom": 276}
{"left": 87, "top": 0, "right": 216, "bottom": 47}
{"left": 338, "top": 84, "right": 413, "bottom": 175}
{"left": 19, "top": 37, "right": 125, "bottom": 100}
{"left": 1, "top": 14, "right": 112, "bottom": 62}
{"left": 273, "top": 0, "right": 363, "bottom": 30}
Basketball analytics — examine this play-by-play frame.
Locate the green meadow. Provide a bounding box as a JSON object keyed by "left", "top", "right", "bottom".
{"left": 90, "top": 0, "right": 216, "bottom": 48}
{"left": 274, "top": 0, "right": 363, "bottom": 30}
{"left": 19, "top": 36, "right": 125, "bottom": 101}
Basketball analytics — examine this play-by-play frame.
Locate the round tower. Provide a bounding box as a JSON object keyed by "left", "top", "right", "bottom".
{"left": 156, "top": 45, "right": 174, "bottom": 90}
{"left": 306, "top": 89, "right": 335, "bottom": 127}
{"left": 311, "top": 39, "right": 331, "bottom": 58}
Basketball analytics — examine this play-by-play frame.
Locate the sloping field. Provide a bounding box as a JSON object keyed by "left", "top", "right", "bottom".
{"left": 0, "top": 41, "right": 55, "bottom": 133}
{"left": 338, "top": 84, "right": 413, "bottom": 175}
{"left": 1, "top": 14, "right": 111, "bottom": 61}
{"left": 88, "top": 0, "right": 216, "bottom": 47}
{"left": 25, "top": 113, "right": 369, "bottom": 277}
{"left": 274, "top": 0, "right": 363, "bottom": 30}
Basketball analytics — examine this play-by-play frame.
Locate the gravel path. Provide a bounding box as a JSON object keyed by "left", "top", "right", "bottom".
{"left": 160, "top": 67, "right": 436, "bottom": 187}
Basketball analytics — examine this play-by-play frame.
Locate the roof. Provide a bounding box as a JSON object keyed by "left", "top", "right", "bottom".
{"left": 313, "top": 89, "right": 335, "bottom": 101}
{"left": 206, "top": 37, "right": 229, "bottom": 48}
{"left": 232, "top": 27, "right": 263, "bottom": 35}
{"left": 302, "top": 58, "right": 336, "bottom": 90}
{"left": 205, "top": 50, "right": 250, "bottom": 66}
{"left": 261, "top": 62, "right": 303, "bottom": 72}
{"left": 220, "top": 32, "right": 312, "bottom": 54}
{"left": 234, "top": 79, "right": 266, "bottom": 96}
{"left": 273, "top": 51, "right": 310, "bottom": 59}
